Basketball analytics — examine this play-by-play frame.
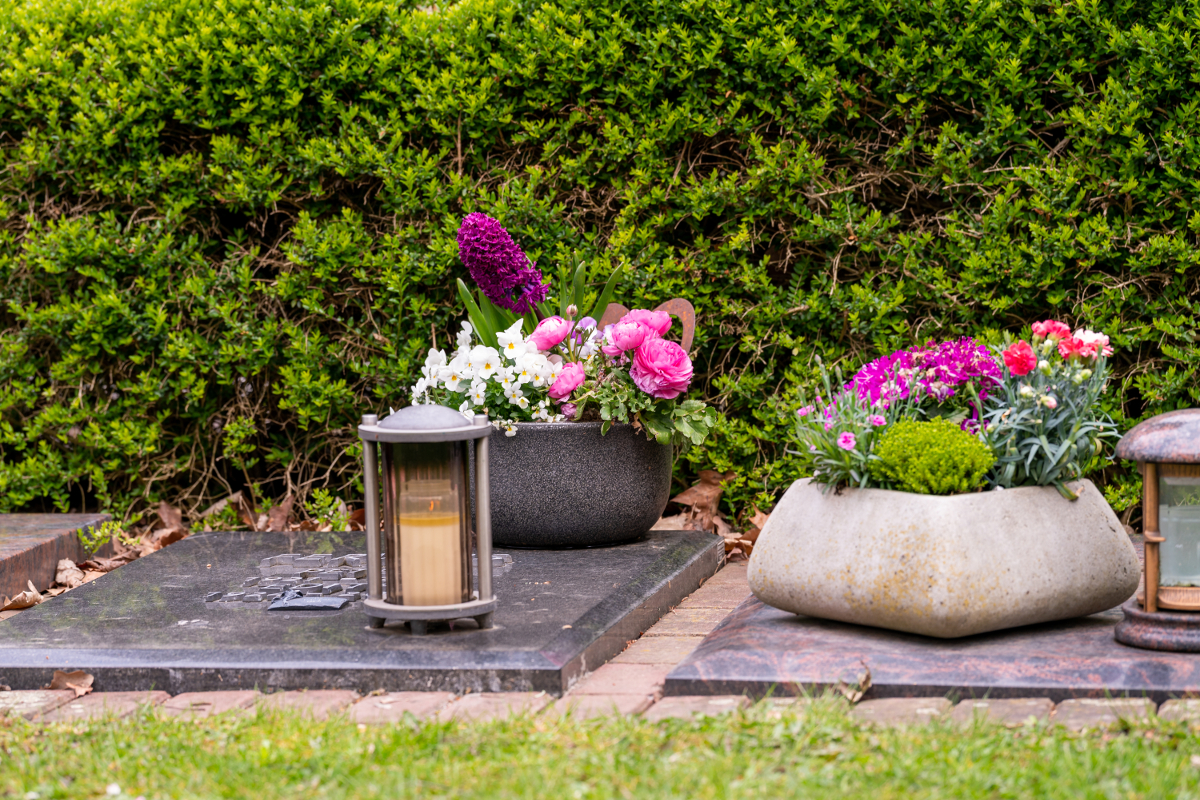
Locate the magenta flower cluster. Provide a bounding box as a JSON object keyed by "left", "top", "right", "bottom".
{"left": 849, "top": 337, "right": 1001, "bottom": 408}
{"left": 456, "top": 213, "right": 550, "bottom": 313}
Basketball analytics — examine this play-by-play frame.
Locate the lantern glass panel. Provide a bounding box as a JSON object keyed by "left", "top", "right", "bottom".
{"left": 1159, "top": 471, "right": 1200, "bottom": 588}
{"left": 381, "top": 441, "right": 473, "bottom": 606}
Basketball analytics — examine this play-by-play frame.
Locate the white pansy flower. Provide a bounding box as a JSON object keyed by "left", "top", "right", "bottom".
{"left": 496, "top": 366, "right": 516, "bottom": 390}
{"left": 504, "top": 385, "right": 523, "bottom": 404}
{"left": 516, "top": 395, "right": 530, "bottom": 410}
{"left": 470, "top": 384, "right": 487, "bottom": 406}
{"left": 547, "top": 360, "right": 564, "bottom": 383}
{"left": 459, "top": 400, "right": 473, "bottom": 417}
{"left": 456, "top": 321, "right": 474, "bottom": 351}
{"left": 496, "top": 320, "right": 526, "bottom": 359}
{"left": 503, "top": 422, "right": 517, "bottom": 437}
{"left": 469, "top": 346, "right": 501, "bottom": 380}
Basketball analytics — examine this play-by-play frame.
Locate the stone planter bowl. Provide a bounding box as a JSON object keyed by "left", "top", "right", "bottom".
{"left": 474, "top": 421, "right": 672, "bottom": 548}
{"left": 748, "top": 478, "right": 1140, "bottom": 638}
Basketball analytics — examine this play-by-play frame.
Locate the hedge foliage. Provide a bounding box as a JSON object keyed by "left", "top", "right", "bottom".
{"left": 2, "top": 0, "right": 1198, "bottom": 520}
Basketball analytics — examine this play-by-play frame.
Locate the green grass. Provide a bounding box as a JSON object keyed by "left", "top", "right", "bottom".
{"left": 2, "top": 696, "right": 1198, "bottom": 799}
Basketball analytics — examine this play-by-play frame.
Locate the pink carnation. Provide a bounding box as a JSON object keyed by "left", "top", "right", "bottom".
{"left": 837, "top": 432, "right": 857, "bottom": 450}
{"left": 619, "top": 309, "right": 672, "bottom": 337}
{"left": 1073, "top": 328, "right": 1112, "bottom": 358}
{"left": 868, "top": 415, "right": 886, "bottom": 426}
{"left": 529, "top": 316, "right": 573, "bottom": 351}
{"left": 630, "top": 338, "right": 693, "bottom": 400}
{"left": 548, "top": 362, "right": 586, "bottom": 400}
{"left": 1032, "top": 320, "right": 1071, "bottom": 342}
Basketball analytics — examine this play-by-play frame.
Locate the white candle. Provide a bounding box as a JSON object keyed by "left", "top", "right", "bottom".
{"left": 399, "top": 511, "right": 462, "bottom": 605}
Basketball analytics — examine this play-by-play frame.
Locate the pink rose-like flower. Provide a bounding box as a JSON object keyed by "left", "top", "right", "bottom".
{"left": 868, "top": 414, "right": 886, "bottom": 426}
{"left": 619, "top": 309, "right": 672, "bottom": 337}
{"left": 1003, "top": 340, "right": 1037, "bottom": 376}
{"left": 529, "top": 315, "right": 573, "bottom": 351}
{"left": 837, "top": 432, "right": 857, "bottom": 451}
{"left": 548, "top": 362, "right": 586, "bottom": 400}
{"left": 609, "top": 320, "right": 656, "bottom": 352}
{"left": 1057, "top": 336, "right": 1087, "bottom": 361}
{"left": 629, "top": 337, "right": 693, "bottom": 400}
{"left": 1032, "top": 320, "right": 1071, "bottom": 342}
{"left": 1074, "top": 328, "right": 1112, "bottom": 358}
{"left": 559, "top": 402, "right": 578, "bottom": 418}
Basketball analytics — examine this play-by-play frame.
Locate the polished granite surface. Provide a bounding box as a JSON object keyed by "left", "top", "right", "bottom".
{"left": 0, "top": 529, "right": 722, "bottom": 695}
{"left": 664, "top": 596, "right": 1200, "bottom": 703}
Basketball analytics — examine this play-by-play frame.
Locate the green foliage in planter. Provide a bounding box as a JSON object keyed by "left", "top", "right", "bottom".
{"left": 2, "top": 0, "right": 1199, "bottom": 519}
{"left": 868, "top": 420, "right": 995, "bottom": 496}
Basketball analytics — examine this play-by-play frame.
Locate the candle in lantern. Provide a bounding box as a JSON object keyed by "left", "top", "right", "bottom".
{"left": 399, "top": 508, "right": 463, "bottom": 605}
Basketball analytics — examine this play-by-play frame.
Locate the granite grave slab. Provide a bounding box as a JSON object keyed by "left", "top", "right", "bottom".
{"left": 0, "top": 513, "right": 109, "bottom": 597}
{"left": 663, "top": 596, "right": 1200, "bottom": 703}
{"left": 0, "top": 529, "right": 722, "bottom": 696}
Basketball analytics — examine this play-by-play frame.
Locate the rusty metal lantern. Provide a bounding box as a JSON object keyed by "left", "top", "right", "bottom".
{"left": 1114, "top": 409, "right": 1200, "bottom": 651}
{"left": 358, "top": 405, "right": 496, "bottom": 635}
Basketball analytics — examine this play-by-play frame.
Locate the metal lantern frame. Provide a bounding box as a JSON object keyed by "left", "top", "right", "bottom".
{"left": 1114, "top": 408, "right": 1200, "bottom": 651}
{"left": 358, "top": 410, "right": 496, "bottom": 635}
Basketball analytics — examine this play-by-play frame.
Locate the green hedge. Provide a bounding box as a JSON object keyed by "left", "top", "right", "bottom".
{"left": 2, "top": 0, "right": 1197, "bottom": 520}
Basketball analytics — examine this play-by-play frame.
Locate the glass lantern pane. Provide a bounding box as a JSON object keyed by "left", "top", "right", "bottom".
{"left": 381, "top": 441, "right": 472, "bottom": 606}
{"left": 1159, "top": 474, "right": 1200, "bottom": 587}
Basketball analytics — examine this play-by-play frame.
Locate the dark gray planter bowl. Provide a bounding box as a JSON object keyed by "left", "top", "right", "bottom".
{"left": 474, "top": 421, "right": 672, "bottom": 548}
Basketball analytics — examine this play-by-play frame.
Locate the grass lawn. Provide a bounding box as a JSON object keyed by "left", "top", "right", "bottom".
{"left": 1, "top": 696, "right": 1197, "bottom": 799}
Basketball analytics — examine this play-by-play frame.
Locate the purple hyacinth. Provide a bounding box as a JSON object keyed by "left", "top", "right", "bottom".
{"left": 456, "top": 213, "right": 550, "bottom": 313}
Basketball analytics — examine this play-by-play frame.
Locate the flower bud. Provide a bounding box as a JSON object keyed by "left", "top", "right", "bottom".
{"left": 1037, "top": 360, "right": 1051, "bottom": 375}
{"left": 1040, "top": 395, "right": 1058, "bottom": 409}
{"left": 565, "top": 304, "right": 578, "bottom": 318}
{"left": 1079, "top": 369, "right": 1092, "bottom": 380}
{"left": 1019, "top": 384, "right": 1035, "bottom": 399}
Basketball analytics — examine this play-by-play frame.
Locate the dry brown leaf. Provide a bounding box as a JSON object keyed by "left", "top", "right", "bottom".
{"left": 651, "top": 514, "right": 688, "bottom": 531}
{"left": 44, "top": 586, "right": 70, "bottom": 597}
{"left": 46, "top": 669, "right": 94, "bottom": 698}
{"left": 157, "top": 500, "right": 184, "bottom": 533}
{"left": 835, "top": 662, "right": 872, "bottom": 704}
{"left": 55, "top": 559, "right": 85, "bottom": 589}
{"left": 750, "top": 506, "right": 771, "bottom": 531}
{"left": 347, "top": 507, "right": 366, "bottom": 531}
{"left": 671, "top": 470, "right": 735, "bottom": 533}
{"left": 266, "top": 494, "right": 295, "bottom": 531}
{"left": 713, "top": 515, "right": 734, "bottom": 538}
{"left": 235, "top": 492, "right": 259, "bottom": 530}
{"left": 737, "top": 538, "right": 755, "bottom": 555}
{"left": 2, "top": 582, "right": 43, "bottom": 610}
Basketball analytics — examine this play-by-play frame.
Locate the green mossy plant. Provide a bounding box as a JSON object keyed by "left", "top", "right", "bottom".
{"left": 1, "top": 0, "right": 1197, "bottom": 518}
{"left": 868, "top": 420, "right": 995, "bottom": 496}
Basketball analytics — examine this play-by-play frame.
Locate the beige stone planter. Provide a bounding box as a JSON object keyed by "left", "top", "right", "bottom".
{"left": 747, "top": 478, "right": 1139, "bottom": 638}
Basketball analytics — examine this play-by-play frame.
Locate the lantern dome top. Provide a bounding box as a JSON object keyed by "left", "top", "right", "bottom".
{"left": 1116, "top": 408, "right": 1200, "bottom": 463}
{"left": 358, "top": 404, "right": 491, "bottom": 443}
{"left": 380, "top": 404, "right": 473, "bottom": 431}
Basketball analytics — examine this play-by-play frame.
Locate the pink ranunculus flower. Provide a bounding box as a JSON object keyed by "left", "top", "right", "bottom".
{"left": 548, "top": 362, "right": 586, "bottom": 400}
{"left": 1032, "top": 320, "right": 1071, "bottom": 342}
{"left": 837, "top": 432, "right": 857, "bottom": 450}
{"left": 619, "top": 309, "right": 672, "bottom": 337}
{"left": 559, "top": 402, "right": 578, "bottom": 419}
{"left": 609, "top": 320, "right": 656, "bottom": 352}
{"left": 529, "top": 315, "right": 573, "bottom": 351}
{"left": 630, "top": 337, "right": 693, "bottom": 400}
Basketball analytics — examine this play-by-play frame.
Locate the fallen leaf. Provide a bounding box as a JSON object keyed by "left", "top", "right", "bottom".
{"left": 835, "top": 662, "right": 872, "bottom": 704}
{"left": 651, "top": 514, "right": 688, "bottom": 531}
{"left": 157, "top": 501, "right": 184, "bottom": 533}
{"left": 737, "top": 538, "right": 755, "bottom": 555}
{"left": 234, "top": 492, "right": 259, "bottom": 530}
{"left": 2, "top": 582, "right": 43, "bottom": 610}
{"left": 347, "top": 507, "right": 366, "bottom": 531}
{"left": 46, "top": 669, "right": 94, "bottom": 698}
{"left": 55, "top": 559, "right": 85, "bottom": 589}
{"left": 266, "top": 494, "right": 295, "bottom": 531}
{"left": 713, "top": 515, "right": 734, "bottom": 538}
{"left": 671, "top": 470, "right": 736, "bottom": 533}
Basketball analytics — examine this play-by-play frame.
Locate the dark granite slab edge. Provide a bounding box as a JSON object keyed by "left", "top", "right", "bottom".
{"left": 663, "top": 596, "right": 1200, "bottom": 704}
{"left": 0, "top": 513, "right": 110, "bottom": 597}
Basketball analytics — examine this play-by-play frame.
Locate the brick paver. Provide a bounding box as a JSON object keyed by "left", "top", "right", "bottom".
{"left": 570, "top": 663, "right": 670, "bottom": 696}
{"left": 436, "top": 692, "right": 552, "bottom": 723}
{"left": 0, "top": 690, "right": 76, "bottom": 720}
{"left": 161, "top": 691, "right": 259, "bottom": 719}
{"left": 351, "top": 692, "right": 455, "bottom": 724}
{"left": 1052, "top": 698, "right": 1156, "bottom": 730}
{"left": 676, "top": 566, "right": 749, "bottom": 610}
{"left": 611, "top": 635, "right": 706, "bottom": 665}
{"left": 641, "top": 608, "right": 731, "bottom": 637}
{"left": 1158, "top": 699, "right": 1200, "bottom": 722}
{"left": 642, "top": 695, "right": 749, "bottom": 722}
{"left": 948, "top": 698, "right": 1054, "bottom": 726}
{"left": 551, "top": 694, "right": 653, "bottom": 719}
{"left": 259, "top": 690, "right": 359, "bottom": 720}
{"left": 851, "top": 697, "right": 952, "bottom": 726}
{"left": 37, "top": 691, "right": 168, "bottom": 722}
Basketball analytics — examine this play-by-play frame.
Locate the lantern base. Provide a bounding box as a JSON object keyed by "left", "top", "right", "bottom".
{"left": 1114, "top": 598, "right": 1200, "bottom": 651}
{"left": 363, "top": 596, "right": 498, "bottom": 635}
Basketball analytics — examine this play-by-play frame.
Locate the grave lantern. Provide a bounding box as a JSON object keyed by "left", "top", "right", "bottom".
{"left": 1114, "top": 408, "right": 1200, "bottom": 651}
{"left": 358, "top": 405, "right": 496, "bottom": 635}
